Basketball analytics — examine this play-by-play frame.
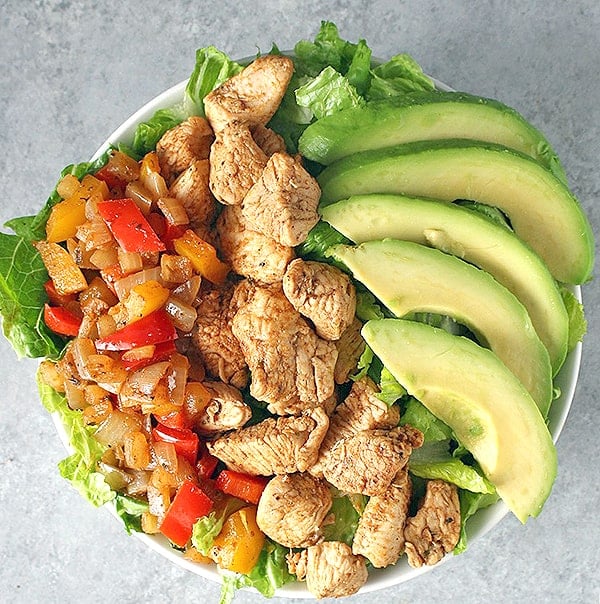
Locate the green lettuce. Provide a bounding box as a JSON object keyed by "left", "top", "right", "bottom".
{"left": 296, "top": 221, "right": 349, "bottom": 264}
{"left": 355, "top": 288, "right": 385, "bottom": 321}
{"left": 38, "top": 373, "right": 115, "bottom": 507}
{"left": 114, "top": 495, "right": 148, "bottom": 534}
{"left": 322, "top": 490, "right": 365, "bottom": 546}
{"left": 376, "top": 367, "right": 406, "bottom": 407}
{"left": 367, "top": 53, "right": 434, "bottom": 100}
{"left": 191, "top": 497, "right": 246, "bottom": 556}
{"left": 455, "top": 489, "right": 500, "bottom": 554}
{"left": 402, "top": 397, "right": 453, "bottom": 442}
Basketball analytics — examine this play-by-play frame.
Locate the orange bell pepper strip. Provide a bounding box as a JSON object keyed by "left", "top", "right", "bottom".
{"left": 173, "top": 229, "right": 229, "bottom": 284}
{"left": 215, "top": 470, "right": 269, "bottom": 505}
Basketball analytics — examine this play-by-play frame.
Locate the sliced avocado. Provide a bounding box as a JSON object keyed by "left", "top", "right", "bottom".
{"left": 321, "top": 194, "right": 569, "bottom": 374}
{"left": 318, "top": 140, "right": 594, "bottom": 284}
{"left": 331, "top": 239, "right": 553, "bottom": 415}
{"left": 361, "top": 318, "right": 557, "bottom": 523}
{"left": 299, "top": 91, "right": 567, "bottom": 181}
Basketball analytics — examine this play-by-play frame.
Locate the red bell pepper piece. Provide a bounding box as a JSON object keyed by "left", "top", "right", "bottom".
{"left": 94, "top": 165, "right": 128, "bottom": 192}
{"left": 43, "top": 303, "right": 82, "bottom": 337}
{"left": 44, "top": 279, "right": 76, "bottom": 307}
{"left": 159, "top": 479, "right": 213, "bottom": 547}
{"left": 153, "top": 406, "right": 192, "bottom": 430}
{"left": 97, "top": 198, "right": 166, "bottom": 253}
{"left": 95, "top": 309, "right": 177, "bottom": 351}
{"left": 121, "top": 340, "right": 176, "bottom": 372}
{"left": 152, "top": 423, "right": 199, "bottom": 466}
{"left": 196, "top": 445, "right": 220, "bottom": 480}
{"left": 215, "top": 470, "right": 269, "bottom": 505}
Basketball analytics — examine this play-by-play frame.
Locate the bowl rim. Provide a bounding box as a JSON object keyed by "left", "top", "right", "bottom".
{"left": 49, "top": 71, "right": 584, "bottom": 599}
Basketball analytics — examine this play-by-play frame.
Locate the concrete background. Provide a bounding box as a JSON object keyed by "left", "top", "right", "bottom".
{"left": 0, "top": 1, "right": 598, "bottom": 603}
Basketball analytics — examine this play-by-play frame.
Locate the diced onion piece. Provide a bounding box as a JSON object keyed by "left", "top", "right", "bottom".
{"left": 141, "top": 511, "right": 161, "bottom": 533}
{"left": 164, "top": 297, "right": 197, "bottom": 333}
{"left": 121, "top": 344, "right": 156, "bottom": 363}
{"left": 77, "top": 220, "right": 114, "bottom": 251}
{"left": 118, "top": 249, "right": 144, "bottom": 275}
{"left": 171, "top": 275, "right": 202, "bottom": 306}
{"left": 106, "top": 150, "right": 141, "bottom": 184}
{"left": 113, "top": 266, "right": 162, "bottom": 301}
{"left": 184, "top": 382, "right": 212, "bottom": 420}
{"left": 56, "top": 174, "right": 81, "bottom": 199}
{"left": 64, "top": 380, "right": 86, "bottom": 410}
{"left": 127, "top": 470, "right": 151, "bottom": 496}
{"left": 126, "top": 361, "right": 171, "bottom": 397}
{"left": 140, "top": 152, "right": 168, "bottom": 200}
{"left": 153, "top": 441, "right": 178, "bottom": 474}
{"left": 96, "top": 314, "right": 117, "bottom": 339}
{"left": 160, "top": 254, "right": 193, "bottom": 284}
{"left": 147, "top": 484, "right": 170, "bottom": 520}
{"left": 79, "top": 277, "right": 119, "bottom": 311}
{"left": 38, "top": 360, "right": 65, "bottom": 392}
{"left": 125, "top": 181, "right": 154, "bottom": 215}
{"left": 157, "top": 197, "right": 189, "bottom": 226}
{"left": 85, "top": 354, "right": 128, "bottom": 393}
{"left": 124, "top": 430, "right": 151, "bottom": 470}
{"left": 35, "top": 240, "right": 88, "bottom": 295}
{"left": 98, "top": 462, "right": 131, "bottom": 491}
{"left": 82, "top": 396, "right": 113, "bottom": 425}
{"left": 94, "top": 409, "right": 143, "bottom": 446}
{"left": 90, "top": 246, "right": 119, "bottom": 270}
{"left": 167, "top": 353, "right": 189, "bottom": 407}
{"left": 67, "top": 238, "right": 96, "bottom": 269}
{"left": 71, "top": 337, "right": 97, "bottom": 380}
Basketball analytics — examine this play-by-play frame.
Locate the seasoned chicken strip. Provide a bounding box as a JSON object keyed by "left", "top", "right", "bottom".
{"left": 241, "top": 152, "right": 321, "bottom": 246}
{"left": 204, "top": 54, "right": 294, "bottom": 133}
{"left": 209, "top": 120, "right": 268, "bottom": 206}
{"left": 283, "top": 259, "right": 356, "bottom": 341}
{"left": 216, "top": 204, "right": 294, "bottom": 284}
{"left": 333, "top": 318, "right": 366, "bottom": 384}
{"left": 190, "top": 283, "right": 248, "bottom": 389}
{"left": 207, "top": 407, "right": 329, "bottom": 475}
{"left": 252, "top": 124, "right": 286, "bottom": 156}
{"left": 287, "top": 541, "right": 368, "bottom": 599}
{"left": 169, "top": 159, "right": 217, "bottom": 229}
{"left": 256, "top": 473, "right": 332, "bottom": 548}
{"left": 231, "top": 284, "right": 337, "bottom": 415}
{"left": 156, "top": 116, "right": 214, "bottom": 182}
{"left": 352, "top": 466, "right": 412, "bottom": 567}
{"left": 404, "top": 479, "right": 461, "bottom": 567}
{"left": 193, "top": 381, "right": 251, "bottom": 434}
{"left": 310, "top": 377, "right": 400, "bottom": 477}
{"left": 322, "top": 426, "right": 423, "bottom": 496}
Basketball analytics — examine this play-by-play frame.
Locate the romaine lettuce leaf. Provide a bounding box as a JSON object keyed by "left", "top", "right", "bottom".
{"left": 322, "top": 490, "right": 364, "bottom": 546}
{"left": 38, "top": 373, "right": 115, "bottom": 507}
{"left": 191, "top": 497, "right": 246, "bottom": 556}
{"left": 368, "top": 53, "right": 434, "bottom": 101}
{"left": 114, "top": 495, "right": 148, "bottom": 534}
{"left": 296, "top": 221, "right": 350, "bottom": 264}
{"left": 402, "top": 397, "right": 453, "bottom": 442}
{"left": 455, "top": 489, "right": 499, "bottom": 554}
{"left": 376, "top": 367, "right": 406, "bottom": 407}
{"left": 295, "top": 66, "right": 365, "bottom": 120}
{"left": 129, "top": 108, "right": 186, "bottom": 159}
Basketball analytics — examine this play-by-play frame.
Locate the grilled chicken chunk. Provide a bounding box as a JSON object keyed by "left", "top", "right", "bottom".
{"left": 190, "top": 283, "right": 248, "bottom": 389}
{"left": 287, "top": 541, "right": 368, "bottom": 599}
{"left": 256, "top": 473, "right": 332, "bottom": 548}
{"left": 169, "top": 159, "right": 217, "bottom": 229}
{"left": 241, "top": 152, "right": 321, "bottom": 246}
{"left": 204, "top": 54, "right": 294, "bottom": 133}
{"left": 156, "top": 116, "right": 214, "bottom": 182}
{"left": 283, "top": 259, "right": 356, "bottom": 341}
{"left": 404, "top": 479, "right": 461, "bottom": 567}
{"left": 333, "top": 318, "right": 366, "bottom": 384}
{"left": 322, "top": 426, "right": 423, "bottom": 496}
{"left": 209, "top": 121, "right": 268, "bottom": 206}
{"left": 216, "top": 204, "right": 294, "bottom": 284}
{"left": 207, "top": 407, "right": 329, "bottom": 476}
{"left": 192, "top": 381, "right": 251, "bottom": 434}
{"left": 231, "top": 284, "right": 337, "bottom": 416}
{"left": 352, "top": 466, "right": 412, "bottom": 567}
{"left": 252, "top": 123, "right": 287, "bottom": 156}
{"left": 310, "top": 377, "right": 400, "bottom": 477}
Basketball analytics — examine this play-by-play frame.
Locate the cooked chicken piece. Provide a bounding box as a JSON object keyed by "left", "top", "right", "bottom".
{"left": 207, "top": 407, "right": 329, "bottom": 475}
{"left": 322, "top": 425, "right": 423, "bottom": 496}
{"left": 404, "top": 479, "right": 461, "bottom": 567}
{"left": 156, "top": 116, "right": 214, "bottom": 182}
{"left": 190, "top": 282, "right": 248, "bottom": 389}
{"left": 231, "top": 284, "right": 337, "bottom": 415}
{"left": 252, "top": 123, "right": 287, "bottom": 156}
{"left": 216, "top": 204, "right": 294, "bottom": 284}
{"left": 204, "top": 54, "right": 294, "bottom": 133}
{"left": 283, "top": 259, "right": 356, "bottom": 341}
{"left": 287, "top": 541, "right": 368, "bottom": 599}
{"left": 310, "top": 377, "right": 400, "bottom": 477}
{"left": 241, "top": 152, "right": 321, "bottom": 246}
{"left": 256, "top": 473, "right": 332, "bottom": 548}
{"left": 209, "top": 121, "right": 268, "bottom": 206}
{"left": 169, "top": 159, "right": 217, "bottom": 229}
{"left": 352, "top": 466, "right": 412, "bottom": 567}
{"left": 333, "top": 318, "right": 366, "bottom": 384}
{"left": 192, "top": 381, "right": 251, "bottom": 434}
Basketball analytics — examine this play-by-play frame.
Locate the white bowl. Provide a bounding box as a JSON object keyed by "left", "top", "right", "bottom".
{"left": 51, "top": 73, "right": 583, "bottom": 599}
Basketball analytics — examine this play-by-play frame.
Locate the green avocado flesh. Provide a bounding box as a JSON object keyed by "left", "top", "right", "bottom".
{"left": 298, "top": 91, "right": 567, "bottom": 181}
{"left": 331, "top": 239, "right": 553, "bottom": 416}
{"left": 318, "top": 140, "right": 594, "bottom": 284}
{"left": 321, "top": 194, "right": 569, "bottom": 374}
{"left": 362, "top": 319, "right": 557, "bottom": 523}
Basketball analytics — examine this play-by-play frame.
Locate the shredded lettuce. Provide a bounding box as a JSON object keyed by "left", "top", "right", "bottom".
{"left": 296, "top": 221, "right": 349, "bottom": 264}
{"left": 191, "top": 497, "right": 246, "bottom": 556}
{"left": 114, "top": 495, "right": 148, "bottom": 534}
{"left": 376, "top": 367, "right": 406, "bottom": 407}
{"left": 38, "top": 373, "right": 115, "bottom": 507}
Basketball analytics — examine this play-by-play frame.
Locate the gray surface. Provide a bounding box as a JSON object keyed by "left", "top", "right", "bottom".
{"left": 0, "top": 1, "right": 598, "bottom": 603}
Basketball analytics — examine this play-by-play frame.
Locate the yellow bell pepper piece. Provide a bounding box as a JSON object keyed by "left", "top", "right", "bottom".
{"left": 211, "top": 506, "right": 265, "bottom": 575}
{"left": 35, "top": 241, "right": 88, "bottom": 295}
{"left": 123, "top": 279, "right": 170, "bottom": 323}
{"left": 46, "top": 174, "right": 109, "bottom": 243}
{"left": 173, "top": 230, "right": 229, "bottom": 284}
